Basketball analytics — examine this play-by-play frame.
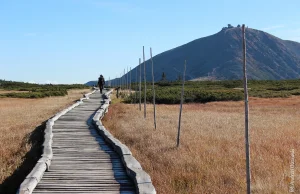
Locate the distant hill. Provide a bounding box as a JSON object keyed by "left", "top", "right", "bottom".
{"left": 85, "top": 81, "right": 97, "bottom": 86}
{"left": 86, "top": 26, "right": 300, "bottom": 85}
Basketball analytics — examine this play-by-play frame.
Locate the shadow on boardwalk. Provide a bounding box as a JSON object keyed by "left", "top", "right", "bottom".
{"left": 88, "top": 110, "right": 135, "bottom": 193}
{"left": 0, "top": 122, "right": 45, "bottom": 193}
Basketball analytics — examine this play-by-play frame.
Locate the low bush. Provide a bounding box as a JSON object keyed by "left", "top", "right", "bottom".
{"left": 124, "top": 88, "right": 243, "bottom": 104}
{"left": 0, "top": 80, "right": 89, "bottom": 98}
{"left": 0, "top": 90, "right": 68, "bottom": 98}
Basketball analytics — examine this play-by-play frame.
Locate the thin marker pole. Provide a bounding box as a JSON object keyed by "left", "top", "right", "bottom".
{"left": 127, "top": 67, "right": 129, "bottom": 91}
{"left": 242, "top": 24, "right": 251, "bottom": 194}
{"left": 121, "top": 73, "right": 122, "bottom": 90}
{"left": 130, "top": 67, "right": 132, "bottom": 95}
{"left": 143, "top": 46, "right": 147, "bottom": 118}
{"left": 135, "top": 64, "right": 138, "bottom": 105}
{"left": 177, "top": 60, "right": 186, "bottom": 147}
{"left": 124, "top": 69, "right": 126, "bottom": 91}
{"left": 119, "top": 73, "right": 122, "bottom": 90}
{"left": 150, "top": 47, "right": 156, "bottom": 129}
{"left": 139, "top": 58, "right": 142, "bottom": 111}
{"left": 122, "top": 72, "right": 124, "bottom": 90}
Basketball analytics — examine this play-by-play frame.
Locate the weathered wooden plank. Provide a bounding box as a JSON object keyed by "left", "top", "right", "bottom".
{"left": 32, "top": 91, "right": 136, "bottom": 194}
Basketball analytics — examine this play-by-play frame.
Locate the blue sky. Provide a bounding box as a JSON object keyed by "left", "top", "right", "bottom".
{"left": 1, "top": 0, "right": 300, "bottom": 84}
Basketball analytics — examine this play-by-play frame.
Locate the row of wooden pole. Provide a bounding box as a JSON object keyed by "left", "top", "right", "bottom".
{"left": 107, "top": 24, "right": 250, "bottom": 194}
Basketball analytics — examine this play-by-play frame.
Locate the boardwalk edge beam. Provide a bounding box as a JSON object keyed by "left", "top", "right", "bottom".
{"left": 92, "top": 89, "right": 156, "bottom": 194}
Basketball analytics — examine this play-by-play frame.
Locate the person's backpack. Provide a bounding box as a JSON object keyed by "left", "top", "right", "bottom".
{"left": 98, "top": 77, "right": 105, "bottom": 86}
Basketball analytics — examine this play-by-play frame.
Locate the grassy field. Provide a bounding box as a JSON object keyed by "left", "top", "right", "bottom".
{"left": 0, "top": 79, "right": 89, "bottom": 98}
{"left": 0, "top": 88, "right": 91, "bottom": 193}
{"left": 0, "top": 90, "right": 29, "bottom": 94}
{"left": 126, "top": 79, "right": 300, "bottom": 104}
{"left": 103, "top": 92, "right": 300, "bottom": 193}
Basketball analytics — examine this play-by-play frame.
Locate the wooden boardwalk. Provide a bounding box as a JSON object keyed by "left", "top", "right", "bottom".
{"left": 33, "top": 91, "right": 136, "bottom": 194}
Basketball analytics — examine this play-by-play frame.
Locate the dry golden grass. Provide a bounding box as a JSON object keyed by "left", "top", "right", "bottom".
{"left": 0, "top": 90, "right": 29, "bottom": 94}
{"left": 102, "top": 93, "right": 300, "bottom": 194}
{"left": 0, "top": 89, "right": 91, "bottom": 185}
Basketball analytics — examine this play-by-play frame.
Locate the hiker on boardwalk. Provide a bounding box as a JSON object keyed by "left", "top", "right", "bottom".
{"left": 98, "top": 75, "right": 105, "bottom": 94}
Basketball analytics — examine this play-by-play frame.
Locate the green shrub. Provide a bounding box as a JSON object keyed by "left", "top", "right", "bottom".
{"left": 0, "top": 80, "right": 89, "bottom": 98}
{"left": 125, "top": 88, "right": 243, "bottom": 104}
{"left": 125, "top": 79, "right": 300, "bottom": 104}
{"left": 0, "top": 90, "right": 68, "bottom": 98}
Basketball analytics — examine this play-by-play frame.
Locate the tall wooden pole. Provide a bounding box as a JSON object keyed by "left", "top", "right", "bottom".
{"left": 139, "top": 58, "right": 142, "bottom": 111}
{"left": 150, "top": 47, "right": 156, "bottom": 129}
{"left": 129, "top": 67, "right": 132, "bottom": 95}
{"left": 119, "top": 73, "right": 122, "bottom": 90}
{"left": 125, "top": 69, "right": 127, "bottom": 90}
{"left": 127, "top": 67, "right": 129, "bottom": 91}
{"left": 124, "top": 69, "right": 126, "bottom": 90}
{"left": 143, "top": 46, "right": 147, "bottom": 118}
{"left": 135, "top": 64, "right": 138, "bottom": 104}
{"left": 242, "top": 24, "right": 251, "bottom": 194}
{"left": 177, "top": 60, "right": 186, "bottom": 147}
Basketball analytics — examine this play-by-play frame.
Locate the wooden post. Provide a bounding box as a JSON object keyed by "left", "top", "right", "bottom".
{"left": 143, "top": 46, "right": 147, "bottom": 118}
{"left": 127, "top": 67, "right": 129, "bottom": 91}
{"left": 124, "top": 69, "right": 126, "bottom": 91}
{"left": 136, "top": 64, "right": 138, "bottom": 105}
{"left": 150, "top": 47, "right": 156, "bottom": 129}
{"left": 130, "top": 67, "right": 132, "bottom": 95}
{"left": 119, "top": 73, "right": 122, "bottom": 90}
{"left": 120, "top": 73, "right": 122, "bottom": 90}
{"left": 177, "top": 60, "right": 186, "bottom": 147}
{"left": 139, "top": 58, "right": 142, "bottom": 111}
{"left": 242, "top": 24, "right": 251, "bottom": 194}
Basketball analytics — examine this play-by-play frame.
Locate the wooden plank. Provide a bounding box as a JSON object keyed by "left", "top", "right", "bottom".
{"left": 32, "top": 91, "right": 136, "bottom": 194}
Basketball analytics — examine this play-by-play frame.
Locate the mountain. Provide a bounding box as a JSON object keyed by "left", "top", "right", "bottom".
{"left": 86, "top": 26, "right": 300, "bottom": 85}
